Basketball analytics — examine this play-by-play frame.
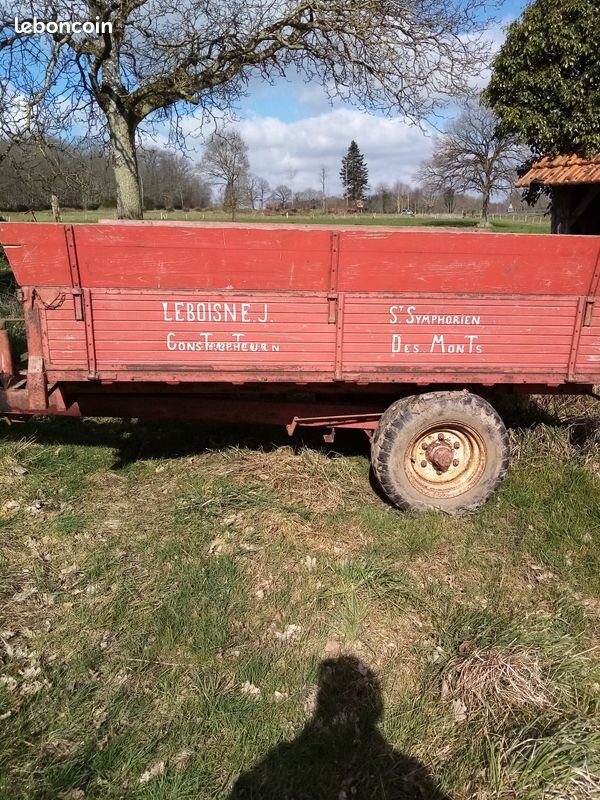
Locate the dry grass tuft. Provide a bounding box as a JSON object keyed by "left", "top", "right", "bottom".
{"left": 545, "top": 771, "right": 600, "bottom": 800}
{"left": 487, "top": 718, "right": 600, "bottom": 800}
{"left": 212, "top": 446, "right": 369, "bottom": 512}
{"left": 0, "top": 292, "right": 21, "bottom": 320}
{"left": 532, "top": 393, "right": 600, "bottom": 421}
{"left": 441, "top": 646, "right": 553, "bottom": 722}
{"left": 509, "top": 424, "right": 575, "bottom": 464}
{"left": 505, "top": 394, "right": 600, "bottom": 465}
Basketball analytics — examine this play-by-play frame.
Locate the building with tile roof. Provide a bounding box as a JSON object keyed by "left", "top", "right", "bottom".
{"left": 517, "top": 155, "right": 600, "bottom": 235}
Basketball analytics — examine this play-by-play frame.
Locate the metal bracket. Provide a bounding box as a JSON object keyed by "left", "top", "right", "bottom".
{"left": 72, "top": 287, "right": 84, "bottom": 321}
{"left": 327, "top": 293, "right": 337, "bottom": 324}
{"left": 64, "top": 225, "right": 84, "bottom": 323}
{"left": 328, "top": 231, "right": 340, "bottom": 324}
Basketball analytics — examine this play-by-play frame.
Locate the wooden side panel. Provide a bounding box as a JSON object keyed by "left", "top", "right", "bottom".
{"left": 338, "top": 230, "right": 600, "bottom": 295}
{"left": 341, "top": 296, "right": 578, "bottom": 375}
{"left": 72, "top": 225, "right": 332, "bottom": 291}
{"left": 3, "top": 221, "right": 600, "bottom": 387}
{"left": 0, "top": 224, "right": 72, "bottom": 286}
{"left": 41, "top": 294, "right": 87, "bottom": 369}
{"left": 88, "top": 290, "right": 335, "bottom": 372}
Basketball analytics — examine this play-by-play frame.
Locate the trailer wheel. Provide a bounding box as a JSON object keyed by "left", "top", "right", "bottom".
{"left": 371, "top": 390, "right": 509, "bottom": 513}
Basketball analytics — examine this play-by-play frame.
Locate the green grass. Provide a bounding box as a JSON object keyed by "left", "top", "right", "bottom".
{"left": 0, "top": 207, "right": 552, "bottom": 234}
{"left": 1, "top": 397, "right": 599, "bottom": 799}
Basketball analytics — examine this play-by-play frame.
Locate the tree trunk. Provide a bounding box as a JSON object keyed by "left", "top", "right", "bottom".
{"left": 479, "top": 184, "right": 491, "bottom": 227}
{"left": 107, "top": 111, "right": 143, "bottom": 220}
{"left": 51, "top": 193, "right": 62, "bottom": 223}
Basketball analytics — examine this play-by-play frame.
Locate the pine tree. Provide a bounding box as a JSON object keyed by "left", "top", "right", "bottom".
{"left": 340, "top": 141, "right": 369, "bottom": 205}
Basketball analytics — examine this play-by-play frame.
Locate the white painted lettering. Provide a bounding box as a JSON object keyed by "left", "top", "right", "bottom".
{"left": 430, "top": 334, "right": 445, "bottom": 353}
{"left": 465, "top": 335, "right": 481, "bottom": 354}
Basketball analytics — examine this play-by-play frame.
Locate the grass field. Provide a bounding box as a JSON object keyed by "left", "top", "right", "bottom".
{"left": 0, "top": 208, "right": 552, "bottom": 235}
{"left": 1, "top": 395, "right": 599, "bottom": 800}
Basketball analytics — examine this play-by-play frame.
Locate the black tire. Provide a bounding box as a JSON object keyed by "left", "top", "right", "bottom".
{"left": 371, "top": 390, "right": 509, "bottom": 513}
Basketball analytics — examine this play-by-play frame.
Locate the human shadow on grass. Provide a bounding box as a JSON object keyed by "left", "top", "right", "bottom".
{"left": 229, "top": 655, "right": 451, "bottom": 800}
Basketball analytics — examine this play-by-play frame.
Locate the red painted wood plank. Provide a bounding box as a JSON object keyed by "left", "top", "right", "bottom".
{"left": 0, "top": 224, "right": 72, "bottom": 286}
{"left": 84, "top": 290, "right": 334, "bottom": 373}
{"left": 72, "top": 225, "right": 332, "bottom": 291}
{"left": 338, "top": 230, "right": 600, "bottom": 295}
{"left": 341, "top": 295, "right": 577, "bottom": 374}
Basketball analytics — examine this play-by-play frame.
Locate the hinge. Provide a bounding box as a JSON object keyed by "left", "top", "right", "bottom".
{"left": 72, "top": 288, "right": 84, "bottom": 321}
{"left": 584, "top": 299, "right": 595, "bottom": 327}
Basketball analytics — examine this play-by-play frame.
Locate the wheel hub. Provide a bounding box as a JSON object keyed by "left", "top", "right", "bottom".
{"left": 407, "top": 424, "right": 487, "bottom": 499}
{"left": 424, "top": 439, "right": 454, "bottom": 472}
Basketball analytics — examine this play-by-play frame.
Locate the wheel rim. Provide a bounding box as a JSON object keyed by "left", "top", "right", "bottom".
{"left": 403, "top": 421, "right": 487, "bottom": 500}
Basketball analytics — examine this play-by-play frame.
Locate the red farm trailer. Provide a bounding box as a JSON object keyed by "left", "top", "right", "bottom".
{"left": 1, "top": 220, "right": 600, "bottom": 512}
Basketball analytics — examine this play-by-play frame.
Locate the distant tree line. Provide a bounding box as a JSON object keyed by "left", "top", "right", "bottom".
{"left": 0, "top": 140, "right": 212, "bottom": 213}
{"left": 0, "top": 126, "right": 534, "bottom": 220}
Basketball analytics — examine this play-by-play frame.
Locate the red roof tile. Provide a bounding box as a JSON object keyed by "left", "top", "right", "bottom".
{"left": 516, "top": 154, "right": 600, "bottom": 187}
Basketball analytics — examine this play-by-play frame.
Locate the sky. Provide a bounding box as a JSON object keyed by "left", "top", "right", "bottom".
{"left": 159, "top": 0, "right": 529, "bottom": 197}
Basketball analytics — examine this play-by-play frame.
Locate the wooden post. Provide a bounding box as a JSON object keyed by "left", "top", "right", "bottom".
{"left": 0, "top": 322, "right": 14, "bottom": 387}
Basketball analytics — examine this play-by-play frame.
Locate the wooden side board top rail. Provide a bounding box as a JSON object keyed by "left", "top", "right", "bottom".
{"left": 2, "top": 222, "right": 600, "bottom": 295}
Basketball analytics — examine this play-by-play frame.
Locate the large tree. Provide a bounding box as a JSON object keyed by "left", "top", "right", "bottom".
{"left": 200, "top": 130, "right": 249, "bottom": 220}
{"left": 270, "top": 184, "right": 293, "bottom": 210}
{"left": 340, "top": 141, "right": 369, "bottom": 205}
{"left": 418, "top": 101, "right": 524, "bottom": 224}
{"left": 485, "top": 0, "right": 600, "bottom": 158}
{"left": 1, "top": 0, "right": 495, "bottom": 219}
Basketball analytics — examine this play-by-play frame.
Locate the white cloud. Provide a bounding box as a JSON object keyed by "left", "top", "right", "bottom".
{"left": 237, "top": 109, "right": 434, "bottom": 193}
